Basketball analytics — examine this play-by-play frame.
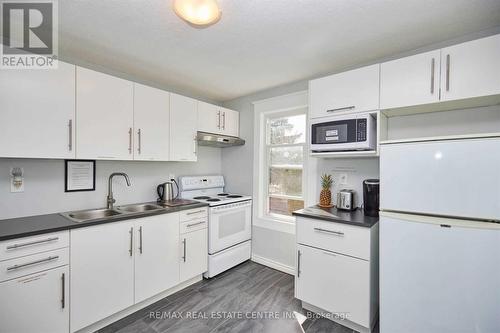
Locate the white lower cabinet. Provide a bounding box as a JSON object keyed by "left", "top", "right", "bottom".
{"left": 134, "top": 214, "right": 180, "bottom": 303}
{"left": 70, "top": 220, "right": 135, "bottom": 332}
{"left": 180, "top": 228, "right": 208, "bottom": 282}
{"left": 296, "top": 244, "right": 370, "bottom": 327}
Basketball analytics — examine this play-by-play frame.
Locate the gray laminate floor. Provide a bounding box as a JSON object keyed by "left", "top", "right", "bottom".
{"left": 99, "top": 261, "right": 379, "bottom": 333}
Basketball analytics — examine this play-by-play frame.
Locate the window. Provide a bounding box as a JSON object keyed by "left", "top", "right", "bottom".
{"left": 265, "top": 112, "right": 306, "bottom": 218}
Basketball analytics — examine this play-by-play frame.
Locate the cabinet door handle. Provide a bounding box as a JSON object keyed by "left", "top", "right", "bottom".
{"left": 129, "top": 227, "right": 133, "bottom": 257}
{"left": 313, "top": 227, "right": 344, "bottom": 236}
{"left": 446, "top": 54, "right": 450, "bottom": 92}
{"left": 182, "top": 238, "right": 186, "bottom": 262}
{"left": 139, "top": 226, "right": 143, "bottom": 254}
{"left": 61, "top": 273, "right": 65, "bottom": 309}
{"left": 297, "top": 250, "right": 301, "bottom": 278}
{"left": 137, "top": 129, "right": 142, "bottom": 154}
{"left": 193, "top": 136, "right": 197, "bottom": 155}
{"left": 128, "top": 128, "right": 133, "bottom": 154}
{"left": 222, "top": 112, "right": 226, "bottom": 130}
{"left": 326, "top": 106, "right": 355, "bottom": 113}
{"left": 217, "top": 111, "right": 221, "bottom": 129}
{"left": 6, "top": 237, "right": 59, "bottom": 250}
{"left": 6, "top": 256, "right": 59, "bottom": 271}
{"left": 68, "top": 120, "right": 73, "bottom": 151}
{"left": 186, "top": 221, "right": 205, "bottom": 228}
{"left": 430, "top": 58, "right": 435, "bottom": 94}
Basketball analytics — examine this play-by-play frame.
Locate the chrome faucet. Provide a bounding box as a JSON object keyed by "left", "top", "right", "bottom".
{"left": 107, "top": 172, "right": 131, "bottom": 209}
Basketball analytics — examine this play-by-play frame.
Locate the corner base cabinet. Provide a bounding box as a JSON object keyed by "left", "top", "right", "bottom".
{"left": 295, "top": 216, "right": 379, "bottom": 333}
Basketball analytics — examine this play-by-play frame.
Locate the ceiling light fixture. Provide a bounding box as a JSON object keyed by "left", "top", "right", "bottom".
{"left": 173, "top": 0, "right": 221, "bottom": 27}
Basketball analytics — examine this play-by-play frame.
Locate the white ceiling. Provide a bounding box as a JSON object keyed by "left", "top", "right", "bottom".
{"left": 59, "top": 0, "right": 500, "bottom": 102}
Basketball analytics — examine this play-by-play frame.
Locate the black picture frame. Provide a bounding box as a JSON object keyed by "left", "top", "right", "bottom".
{"left": 64, "top": 160, "right": 96, "bottom": 192}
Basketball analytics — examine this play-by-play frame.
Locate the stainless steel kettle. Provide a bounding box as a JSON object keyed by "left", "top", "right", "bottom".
{"left": 157, "top": 180, "right": 179, "bottom": 202}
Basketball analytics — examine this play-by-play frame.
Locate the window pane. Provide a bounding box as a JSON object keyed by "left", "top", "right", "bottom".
{"left": 270, "top": 146, "right": 303, "bottom": 166}
{"left": 269, "top": 114, "right": 306, "bottom": 144}
{"left": 269, "top": 167, "right": 302, "bottom": 197}
{"left": 269, "top": 197, "right": 304, "bottom": 216}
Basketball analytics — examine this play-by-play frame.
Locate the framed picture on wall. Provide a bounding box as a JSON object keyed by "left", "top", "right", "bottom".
{"left": 64, "top": 160, "right": 96, "bottom": 192}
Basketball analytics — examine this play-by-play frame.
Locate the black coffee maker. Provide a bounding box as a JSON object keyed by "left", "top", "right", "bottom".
{"left": 363, "top": 179, "right": 379, "bottom": 217}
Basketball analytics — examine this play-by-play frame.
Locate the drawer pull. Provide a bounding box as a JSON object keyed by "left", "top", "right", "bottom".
{"left": 186, "top": 221, "right": 205, "bottom": 228}
{"left": 6, "top": 256, "right": 59, "bottom": 271}
{"left": 313, "top": 228, "right": 344, "bottom": 236}
{"left": 186, "top": 210, "right": 205, "bottom": 215}
{"left": 326, "top": 106, "right": 355, "bottom": 113}
{"left": 6, "top": 237, "right": 59, "bottom": 250}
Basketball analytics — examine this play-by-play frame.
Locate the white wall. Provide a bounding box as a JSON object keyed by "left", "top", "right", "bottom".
{"left": 0, "top": 147, "right": 221, "bottom": 220}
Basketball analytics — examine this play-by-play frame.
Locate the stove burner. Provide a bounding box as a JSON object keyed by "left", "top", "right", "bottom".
{"left": 227, "top": 195, "right": 243, "bottom": 198}
{"left": 207, "top": 198, "right": 221, "bottom": 202}
{"left": 194, "top": 196, "right": 210, "bottom": 200}
{"left": 217, "top": 193, "right": 229, "bottom": 196}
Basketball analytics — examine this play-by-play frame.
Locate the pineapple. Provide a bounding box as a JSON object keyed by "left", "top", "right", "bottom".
{"left": 319, "top": 174, "right": 333, "bottom": 207}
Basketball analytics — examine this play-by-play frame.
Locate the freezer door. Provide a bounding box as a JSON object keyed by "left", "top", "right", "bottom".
{"left": 380, "top": 212, "right": 500, "bottom": 333}
{"left": 380, "top": 138, "right": 500, "bottom": 220}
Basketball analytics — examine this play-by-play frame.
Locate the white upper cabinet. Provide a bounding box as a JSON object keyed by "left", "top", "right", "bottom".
{"left": 221, "top": 107, "right": 239, "bottom": 137}
{"left": 198, "top": 102, "right": 240, "bottom": 137}
{"left": 0, "top": 61, "right": 75, "bottom": 159}
{"left": 133, "top": 84, "right": 170, "bottom": 161}
{"left": 170, "top": 93, "right": 198, "bottom": 161}
{"left": 76, "top": 67, "right": 134, "bottom": 160}
{"left": 134, "top": 214, "right": 179, "bottom": 303}
{"left": 309, "top": 64, "right": 380, "bottom": 118}
{"left": 198, "top": 101, "right": 221, "bottom": 134}
{"left": 440, "top": 34, "right": 500, "bottom": 102}
{"left": 380, "top": 50, "right": 441, "bottom": 109}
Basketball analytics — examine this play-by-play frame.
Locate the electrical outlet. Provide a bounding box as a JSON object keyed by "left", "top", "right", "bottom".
{"left": 10, "top": 167, "right": 24, "bottom": 193}
{"left": 339, "top": 173, "right": 348, "bottom": 185}
{"left": 169, "top": 174, "right": 176, "bottom": 181}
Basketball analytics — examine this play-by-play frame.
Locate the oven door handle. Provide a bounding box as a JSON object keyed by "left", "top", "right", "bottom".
{"left": 211, "top": 202, "right": 252, "bottom": 214}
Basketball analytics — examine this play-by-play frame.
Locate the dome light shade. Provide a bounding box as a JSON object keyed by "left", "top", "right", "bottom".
{"left": 173, "top": 0, "right": 221, "bottom": 27}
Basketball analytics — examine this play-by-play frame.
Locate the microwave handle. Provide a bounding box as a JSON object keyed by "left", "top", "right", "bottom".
{"left": 327, "top": 106, "right": 355, "bottom": 113}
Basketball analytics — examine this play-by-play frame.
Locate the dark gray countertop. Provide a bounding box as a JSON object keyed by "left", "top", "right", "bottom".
{"left": 0, "top": 202, "right": 208, "bottom": 241}
{"left": 293, "top": 206, "right": 379, "bottom": 228}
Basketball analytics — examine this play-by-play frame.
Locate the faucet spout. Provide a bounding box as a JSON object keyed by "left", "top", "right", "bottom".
{"left": 107, "top": 172, "right": 131, "bottom": 209}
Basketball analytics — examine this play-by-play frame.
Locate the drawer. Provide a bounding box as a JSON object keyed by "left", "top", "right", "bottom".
{"left": 0, "top": 231, "right": 69, "bottom": 262}
{"left": 180, "top": 218, "right": 207, "bottom": 234}
{"left": 0, "top": 247, "right": 69, "bottom": 282}
{"left": 296, "top": 217, "right": 371, "bottom": 260}
{"left": 179, "top": 207, "right": 208, "bottom": 222}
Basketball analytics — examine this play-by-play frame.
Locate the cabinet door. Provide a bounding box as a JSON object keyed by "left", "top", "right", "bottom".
{"left": 76, "top": 67, "right": 134, "bottom": 160}
{"left": 221, "top": 107, "right": 239, "bottom": 137}
{"left": 180, "top": 228, "right": 207, "bottom": 281}
{"left": 198, "top": 101, "right": 221, "bottom": 134}
{"left": 441, "top": 34, "right": 500, "bottom": 102}
{"left": 295, "top": 244, "right": 370, "bottom": 327}
{"left": 0, "top": 265, "right": 69, "bottom": 333}
{"left": 380, "top": 50, "right": 441, "bottom": 109}
{"left": 133, "top": 83, "right": 170, "bottom": 161}
{"left": 134, "top": 214, "right": 180, "bottom": 303}
{"left": 170, "top": 93, "right": 198, "bottom": 161}
{"left": 309, "top": 64, "right": 380, "bottom": 118}
{"left": 0, "top": 61, "right": 75, "bottom": 159}
{"left": 70, "top": 221, "right": 135, "bottom": 332}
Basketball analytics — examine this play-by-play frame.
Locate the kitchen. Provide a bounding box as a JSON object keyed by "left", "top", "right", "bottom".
{"left": 1, "top": 1, "right": 500, "bottom": 333}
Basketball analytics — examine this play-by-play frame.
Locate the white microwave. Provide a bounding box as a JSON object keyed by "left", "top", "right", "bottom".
{"left": 310, "top": 113, "right": 376, "bottom": 152}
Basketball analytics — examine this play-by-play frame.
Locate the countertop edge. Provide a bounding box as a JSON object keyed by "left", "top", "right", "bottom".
{"left": 292, "top": 207, "right": 379, "bottom": 228}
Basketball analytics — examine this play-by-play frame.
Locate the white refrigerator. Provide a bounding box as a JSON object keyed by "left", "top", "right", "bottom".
{"left": 379, "top": 137, "right": 500, "bottom": 333}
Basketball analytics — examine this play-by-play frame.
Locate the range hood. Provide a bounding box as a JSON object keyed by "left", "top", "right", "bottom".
{"left": 197, "top": 131, "right": 245, "bottom": 148}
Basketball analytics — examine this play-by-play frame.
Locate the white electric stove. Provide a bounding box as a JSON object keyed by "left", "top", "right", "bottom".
{"left": 179, "top": 175, "right": 252, "bottom": 278}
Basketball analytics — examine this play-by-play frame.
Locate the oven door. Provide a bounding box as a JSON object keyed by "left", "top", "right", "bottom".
{"left": 208, "top": 200, "right": 252, "bottom": 254}
{"left": 311, "top": 114, "right": 372, "bottom": 151}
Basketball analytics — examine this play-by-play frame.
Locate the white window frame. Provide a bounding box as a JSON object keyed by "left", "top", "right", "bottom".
{"left": 264, "top": 109, "right": 307, "bottom": 223}
{"left": 252, "top": 91, "right": 309, "bottom": 234}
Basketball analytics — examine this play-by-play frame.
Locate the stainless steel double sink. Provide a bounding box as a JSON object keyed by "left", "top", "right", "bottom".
{"left": 61, "top": 203, "right": 170, "bottom": 223}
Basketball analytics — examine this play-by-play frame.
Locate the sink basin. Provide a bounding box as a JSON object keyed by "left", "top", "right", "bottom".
{"left": 116, "top": 204, "right": 162, "bottom": 213}
{"left": 63, "top": 208, "right": 122, "bottom": 222}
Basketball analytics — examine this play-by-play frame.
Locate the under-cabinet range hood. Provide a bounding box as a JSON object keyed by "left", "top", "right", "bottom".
{"left": 197, "top": 131, "right": 245, "bottom": 148}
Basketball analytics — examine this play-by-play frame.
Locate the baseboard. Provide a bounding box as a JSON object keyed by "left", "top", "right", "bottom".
{"left": 251, "top": 253, "right": 295, "bottom": 275}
